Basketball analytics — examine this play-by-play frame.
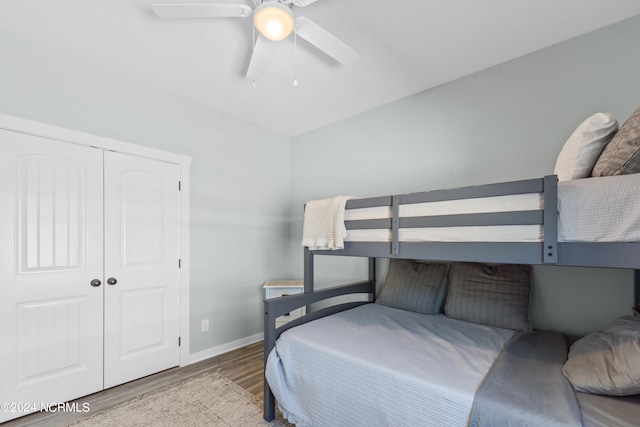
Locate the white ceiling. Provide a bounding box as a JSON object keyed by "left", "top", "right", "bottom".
{"left": 1, "top": 1, "right": 640, "bottom": 137}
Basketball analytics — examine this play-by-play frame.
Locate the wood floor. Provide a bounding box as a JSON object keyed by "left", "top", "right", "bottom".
{"left": 2, "top": 342, "right": 266, "bottom": 427}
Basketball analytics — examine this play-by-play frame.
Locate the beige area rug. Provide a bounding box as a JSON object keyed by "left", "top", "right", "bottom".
{"left": 69, "top": 373, "right": 290, "bottom": 427}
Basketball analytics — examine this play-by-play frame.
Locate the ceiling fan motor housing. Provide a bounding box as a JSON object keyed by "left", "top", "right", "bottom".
{"left": 254, "top": 2, "right": 295, "bottom": 41}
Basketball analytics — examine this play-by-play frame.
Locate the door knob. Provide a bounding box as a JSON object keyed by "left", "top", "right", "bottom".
{"left": 90, "top": 279, "right": 102, "bottom": 287}
{"left": 107, "top": 277, "right": 118, "bottom": 285}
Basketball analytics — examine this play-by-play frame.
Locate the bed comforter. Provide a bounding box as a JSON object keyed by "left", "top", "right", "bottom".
{"left": 266, "top": 303, "right": 580, "bottom": 426}
{"left": 470, "top": 330, "right": 581, "bottom": 426}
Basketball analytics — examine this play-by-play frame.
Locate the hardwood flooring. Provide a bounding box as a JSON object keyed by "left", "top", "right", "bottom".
{"left": 2, "top": 342, "right": 266, "bottom": 427}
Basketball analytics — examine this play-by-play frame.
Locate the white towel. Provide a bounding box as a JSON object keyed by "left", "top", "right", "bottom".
{"left": 301, "top": 196, "right": 354, "bottom": 250}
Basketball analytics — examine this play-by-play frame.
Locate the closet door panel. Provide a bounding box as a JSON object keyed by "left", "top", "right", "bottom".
{"left": 0, "top": 131, "right": 104, "bottom": 422}
{"left": 103, "top": 151, "right": 180, "bottom": 389}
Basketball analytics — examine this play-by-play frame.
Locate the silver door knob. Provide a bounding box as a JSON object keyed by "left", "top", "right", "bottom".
{"left": 107, "top": 277, "right": 118, "bottom": 285}
{"left": 90, "top": 279, "right": 102, "bottom": 287}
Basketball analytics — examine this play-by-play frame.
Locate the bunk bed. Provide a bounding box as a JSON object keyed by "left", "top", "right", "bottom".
{"left": 262, "top": 108, "right": 640, "bottom": 427}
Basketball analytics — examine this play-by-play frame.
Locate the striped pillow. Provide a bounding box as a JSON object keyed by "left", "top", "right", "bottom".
{"left": 376, "top": 259, "right": 451, "bottom": 314}
{"left": 445, "top": 262, "right": 531, "bottom": 330}
{"left": 592, "top": 106, "right": 640, "bottom": 176}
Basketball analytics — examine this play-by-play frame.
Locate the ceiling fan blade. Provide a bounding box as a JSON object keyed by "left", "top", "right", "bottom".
{"left": 291, "top": 0, "right": 321, "bottom": 6}
{"left": 295, "top": 17, "right": 358, "bottom": 66}
{"left": 152, "top": 3, "right": 252, "bottom": 19}
{"left": 246, "top": 34, "right": 276, "bottom": 80}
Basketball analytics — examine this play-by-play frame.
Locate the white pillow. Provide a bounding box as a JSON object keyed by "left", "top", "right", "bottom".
{"left": 554, "top": 113, "right": 618, "bottom": 181}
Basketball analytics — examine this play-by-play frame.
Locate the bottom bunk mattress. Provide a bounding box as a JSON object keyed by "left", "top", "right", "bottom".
{"left": 266, "top": 304, "right": 509, "bottom": 426}
{"left": 266, "top": 303, "right": 581, "bottom": 427}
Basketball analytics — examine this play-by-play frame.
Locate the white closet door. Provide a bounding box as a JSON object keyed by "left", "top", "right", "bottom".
{"left": 0, "top": 131, "right": 104, "bottom": 422}
{"left": 103, "top": 151, "right": 181, "bottom": 388}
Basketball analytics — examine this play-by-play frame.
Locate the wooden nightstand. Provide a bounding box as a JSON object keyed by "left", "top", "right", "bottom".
{"left": 263, "top": 280, "right": 306, "bottom": 327}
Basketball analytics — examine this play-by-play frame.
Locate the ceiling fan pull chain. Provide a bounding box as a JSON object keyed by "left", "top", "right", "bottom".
{"left": 251, "top": 23, "right": 257, "bottom": 88}
{"left": 293, "top": 27, "right": 298, "bottom": 86}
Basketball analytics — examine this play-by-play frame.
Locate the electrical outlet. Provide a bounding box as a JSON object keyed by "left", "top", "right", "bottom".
{"left": 201, "top": 318, "right": 209, "bottom": 332}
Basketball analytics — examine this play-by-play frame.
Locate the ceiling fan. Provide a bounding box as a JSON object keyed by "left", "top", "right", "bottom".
{"left": 151, "top": 1, "right": 358, "bottom": 80}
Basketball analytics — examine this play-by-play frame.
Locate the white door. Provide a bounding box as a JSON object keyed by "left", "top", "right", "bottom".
{"left": 0, "top": 131, "right": 104, "bottom": 422}
{"left": 103, "top": 151, "right": 181, "bottom": 388}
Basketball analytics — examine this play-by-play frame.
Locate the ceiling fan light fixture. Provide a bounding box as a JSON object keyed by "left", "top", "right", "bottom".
{"left": 254, "top": 3, "right": 295, "bottom": 42}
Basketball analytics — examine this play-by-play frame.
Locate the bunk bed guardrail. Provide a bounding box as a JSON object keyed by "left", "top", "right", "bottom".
{"left": 326, "top": 175, "right": 558, "bottom": 264}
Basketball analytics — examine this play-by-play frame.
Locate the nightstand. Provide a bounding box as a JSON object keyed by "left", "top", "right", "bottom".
{"left": 263, "top": 280, "right": 306, "bottom": 327}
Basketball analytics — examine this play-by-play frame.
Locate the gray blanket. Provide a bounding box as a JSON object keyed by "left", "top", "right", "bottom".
{"left": 470, "top": 330, "right": 582, "bottom": 427}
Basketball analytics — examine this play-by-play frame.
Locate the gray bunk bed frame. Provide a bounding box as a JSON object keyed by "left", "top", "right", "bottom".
{"left": 263, "top": 174, "right": 640, "bottom": 421}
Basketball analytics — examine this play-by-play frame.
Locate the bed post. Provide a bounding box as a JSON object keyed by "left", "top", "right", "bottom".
{"left": 264, "top": 303, "right": 277, "bottom": 421}
{"left": 543, "top": 175, "right": 558, "bottom": 264}
{"left": 264, "top": 246, "right": 315, "bottom": 421}
{"left": 634, "top": 270, "right": 640, "bottom": 315}
{"left": 304, "top": 246, "right": 314, "bottom": 293}
{"left": 368, "top": 257, "right": 376, "bottom": 301}
{"left": 392, "top": 195, "right": 400, "bottom": 256}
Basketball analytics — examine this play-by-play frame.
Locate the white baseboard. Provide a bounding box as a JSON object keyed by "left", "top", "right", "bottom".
{"left": 184, "top": 333, "right": 264, "bottom": 366}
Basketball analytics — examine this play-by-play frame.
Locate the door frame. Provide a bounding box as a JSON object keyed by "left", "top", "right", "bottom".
{"left": 0, "top": 113, "right": 192, "bottom": 367}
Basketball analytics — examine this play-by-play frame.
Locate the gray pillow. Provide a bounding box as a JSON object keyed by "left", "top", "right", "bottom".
{"left": 562, "top": 315, "right": 640, "bottom": 396}
{"left": 444, "top": 262, "right": 531, "bottom": 330}
{"left": 376, "top": 259, "right": 450, "bottom": 314}
{"left": 592, "top": 106, "right": 640, "bottom": 176}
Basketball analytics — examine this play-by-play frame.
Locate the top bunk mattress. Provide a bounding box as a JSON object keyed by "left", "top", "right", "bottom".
{"left": 341, "top": 174, "right": 640, "bottom": 243}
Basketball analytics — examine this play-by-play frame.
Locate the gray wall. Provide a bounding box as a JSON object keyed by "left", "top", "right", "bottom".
{"left": 289, "top": 15, "right": 640, "bottom": 337}
{"left": 0, "top": 28, "right": 293, "bottom": 353}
